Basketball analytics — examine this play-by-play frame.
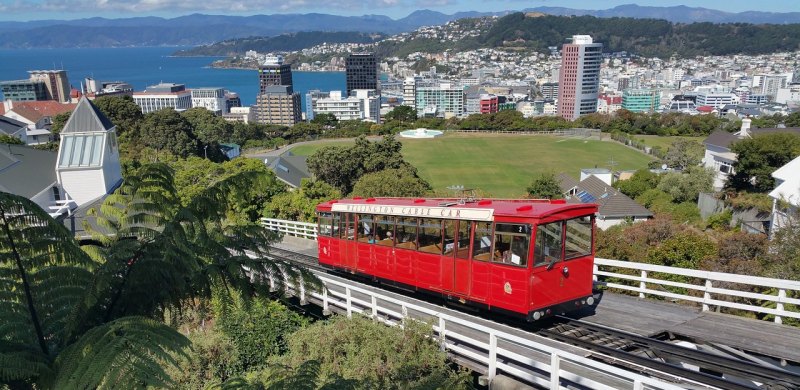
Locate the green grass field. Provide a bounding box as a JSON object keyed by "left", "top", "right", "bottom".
{"left": 290, "top": 133, "right": 654, "bottom": 197}
{"left": 633, "top": 135, "right": 705, "bottom": 151}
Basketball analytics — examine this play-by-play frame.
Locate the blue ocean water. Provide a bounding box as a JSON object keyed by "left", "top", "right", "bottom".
{"left": 0, "top": 46, "right": 345, "bottom": 110}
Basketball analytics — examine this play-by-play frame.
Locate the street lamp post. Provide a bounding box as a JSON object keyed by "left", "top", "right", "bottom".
{"left": 204, "top": 145, "right": 208, "bottom": 159}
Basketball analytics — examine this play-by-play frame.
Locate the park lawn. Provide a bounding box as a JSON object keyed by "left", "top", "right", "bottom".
{"left": 289, "top": 133, "right": 654, "bottom": 197}
{"left": 634, "top": 135, "right": 705, "bottom": 151}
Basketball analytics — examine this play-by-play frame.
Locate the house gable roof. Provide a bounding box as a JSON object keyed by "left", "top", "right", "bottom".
{"left": 3, "top": 101, "right": 76, "bottom": 123}
{"left": 266, "top": 152, "right": 310, "bottom": 188}
{"left": 0, "top": 115, "right": 27, "bottom": 135}
{"left": 560, "top": 174, "right": 653, "bottom": 219}
{"left": 61, "top": 97, "right": 115, "bottom": 134}
{"left": 0, "top": 144, "right": 58, "bottom": 198}
{"left": 703, "top": 130, "right": 739, "bottom": 150}
{"left": 769, "top": 154, "right": 800, "bottom": 207}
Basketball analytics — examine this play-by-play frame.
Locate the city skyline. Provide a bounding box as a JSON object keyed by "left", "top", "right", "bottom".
{"left": 1, "top": 0, "right": 800, "bottom": 22}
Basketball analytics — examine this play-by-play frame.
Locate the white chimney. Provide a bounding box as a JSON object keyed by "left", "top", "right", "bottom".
{"left": 737, "top": 117, "right": 752, "bottom": 138}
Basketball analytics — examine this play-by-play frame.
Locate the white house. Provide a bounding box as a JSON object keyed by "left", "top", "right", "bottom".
{"left": 769, "top": 155, "right": 800, "bottom": 235}
{"left": 55, "top": 97, "right": 123, "bottom": 207}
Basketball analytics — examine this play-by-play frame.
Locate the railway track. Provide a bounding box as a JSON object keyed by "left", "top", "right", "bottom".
{"left": 267, "top": 246, "right": 800, "bottom": 390}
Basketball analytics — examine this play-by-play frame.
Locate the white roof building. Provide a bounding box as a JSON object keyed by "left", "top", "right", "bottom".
{"left": 769, "top": 155, "right": 800, "bottom": 234}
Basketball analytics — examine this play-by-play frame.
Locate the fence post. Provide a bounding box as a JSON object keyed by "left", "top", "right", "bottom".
{"left": 439, "top": 317, "right": 447, "bottom": 352}
{"left": 776, "top": 289, "right": 786, "bottom": 324}
{"left": 401, "top": 305, "right": 408, "bottom": 326}
{"left": 639, "top": 270, "right": 647, "bottom": 299}
{"left": 371, "top": 295, "right": 378, "bottom": 318}
{"left": 702, "top": 280, "right": 712, "bottom": 312}
{"left": 346, "top": 287, "right": 352, "bottom": 318}
{"left": 550, "top": 353, "right": 561, "bottom": 389}
{"left": 593, "top": 264, "right": 599, "bottom": 282}
{"left": 488, "top": 332, "right": 497, "bottom": 382}
{"left": 322, "top": 288, "right": 330, "bottom": 316}
{"left": 633, "top": 379, "right": 644, "bottom": 390}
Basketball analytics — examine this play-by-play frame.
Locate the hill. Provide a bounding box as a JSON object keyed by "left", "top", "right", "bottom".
{"left": 175, "top": 32, "right": 387, "bottom": 56}
{"left": 4, "top": 4, "right": 800, "bottom": 49}
{"left": 372, "top": 13, "right": 800, "bottom": 60}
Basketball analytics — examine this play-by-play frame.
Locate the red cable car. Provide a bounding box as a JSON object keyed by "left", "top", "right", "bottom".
{"left": 316, "top": 197, "right": 599, "bottom": 321}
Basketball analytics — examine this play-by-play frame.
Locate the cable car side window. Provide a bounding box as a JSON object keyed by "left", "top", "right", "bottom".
{"left": 471, "top": 221, "right": 493, "bottom": 261}
{"left": 565, "top": 216, "right": 593, "bottom": 260}
{"left": 318, "top": 212, "right": 333, "bottom": 236}
{"left": 418, "top": 218, "right": 443, "bottom": 254}
{"left": 374, "top": 215, "right": 395, "bottom": 247}
{"left": 455, "top": 221, "right": 473, "bottom": 259}
{"left": 341, "top": 213, "right": 356, "bottom": 240}
{"left": 395, "top": 217, "right": 418, "bottom": 250}
{"left": 492, "top": 223, "right": 530, "bottom": 266}
{"left": 534, "top": 221, "right": 563, "bottom": 267}
{"left": 357, "top": 214, "right": 375, "bottom": 243}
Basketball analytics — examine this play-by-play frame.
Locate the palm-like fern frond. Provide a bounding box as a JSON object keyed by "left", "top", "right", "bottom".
{"left": 0, "top": 192, "right": 96, "bottom": 383}
{"left": 80, "top": 163, "right": 321, "bottom": 324}
{"left": 52, "top": 316, "right": 190, "bottom": 389}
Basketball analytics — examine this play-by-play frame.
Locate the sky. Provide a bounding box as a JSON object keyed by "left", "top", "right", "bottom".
{"left": 1, "top": 0, "right": 799, "bottom": 21}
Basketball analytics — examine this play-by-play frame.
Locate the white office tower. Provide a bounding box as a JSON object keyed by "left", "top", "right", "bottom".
{"left": 403, "top": 77, "right": 419, "bottom": 109}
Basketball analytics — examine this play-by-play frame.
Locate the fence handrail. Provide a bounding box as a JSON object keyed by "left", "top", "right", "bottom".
{"left": 285, "top": 267, "right": 691, "bottom": 390}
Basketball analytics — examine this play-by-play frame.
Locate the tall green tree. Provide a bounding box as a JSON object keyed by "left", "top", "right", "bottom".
{"left": 664, "top": 139, "right": 704, "bottom": 170}
{"left": 265, "top": 179, "right": 341, "bottom": 222}
{"left": 307, "top": 135, "right": 413, "bottom": 195}
{"left": 526, "top": 172, "right": 563, "bottom": 199}
{"left": 140, "top": 108, "right": 200, "bottom": 159}
{"left": 181, "top": 107, "right": 234, "bottom": 146}
{"left": 729, "top": 133, "right": 800, "bottom": 192}
{"left": 351, "top": 167, "right": 432, "bottom": 198}
{"left": 92, "top": 95, "right": 144, "bottom": 138}
{"left": 384, "top": 106, "right": 417, "bottom": 123}
{"left": 656, "top": 166, "right": 714, "bottom": 203}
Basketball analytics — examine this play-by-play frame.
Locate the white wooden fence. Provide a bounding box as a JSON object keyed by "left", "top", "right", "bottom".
{"left": 261, "top": 219, "right": 800, "bottom": 324}
{"left": 595, "top": 258, "right": 800, "bottom": 324}
{"left": 288, "top": 271, "right": 694, "bottom": 390}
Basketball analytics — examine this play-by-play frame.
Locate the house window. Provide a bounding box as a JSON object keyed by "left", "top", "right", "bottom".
{"left": 59, "top": 134, "right": 105, "bottom": 168}
{"left": 52, "top": 186, "right": 61, "bottom": 201}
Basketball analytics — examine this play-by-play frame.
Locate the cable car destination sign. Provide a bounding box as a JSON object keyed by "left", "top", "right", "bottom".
{"left": 331, "top": 203, "right": 494, "bottom": 221}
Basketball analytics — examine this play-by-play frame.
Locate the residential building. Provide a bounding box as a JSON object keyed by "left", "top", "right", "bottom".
{"left": 1, "top": 100, "right": 76, "bottom": 145}
{"left": 0, "top": 115, "right": 28, "bottom": 143}
{"left": 402, "top": 77, "right": 419, "bottom": 109}
{"left": 133, "top": 83, "right": 191, "bottom": 113}
{"left": 0, "top": 144, "right": 61, "bottom": 213}
{"left": 259, "top": 55, "right": 293, "bottom": 94}
{"left": 264, "top": 152, "right": 311, "bottom": 189}
{"left": 540, "top": 82, "right": 559, "bottom": 100}
{"left": 313, "top": 89, "right": 380, "bottom": 123}
{"left": 191, "top": 87, "right": 227, "bottom": 115}
{"left": 28, "top": 70, "right": 71, "bottom": 103}
{"left": 225, "top": 92, "right": 242, "bottom": 112}
{"left": 745, "top": 94, "right": 770, "bottom": 105}
{"left": 753, "top": 74, "right": 791, "bottom": 99}
{"left": 696, "top": 92, "right": 738, "bottom": 108}
{"left": 702, "top": 119, "right": 800, "bottom": 190}
{"left": 304, "top": 90, "right": 331, "bottom": 121}
{"left": 621, "top": 89, "right": 661, "bottom": 113}
{"left": 769, "top": 155, "right": 800, "bottom": 235}
{"left": 558, "top": 172, "right": 653, "bottom": 230}
{"left": 416, "top": 83, "right": 465, "bottom": 119}
{"left": 314, "top": 91, "right": 363, "bottom": 121}
{"left": 346, "top": 53, "right": 378, "bottom": 96}
{"left": 479, "top": 94, "right": 499, "bottom": 114}
{"left": 0, "top": 79, "right": 47, "bottom": 101}
{"left": 557, "top": 35, "right": 603, "bottom": 120}
{"left": 84, "top": 79, "right": 133, "bottom": 99}
{"left": 223, "top": 106, "right": 254, "bottom": 124}
{"left": 255, "top": 85, "right": 301, "bottom": 126}
{"left": 775, "top": 84, "right": 800, "bottom": 105}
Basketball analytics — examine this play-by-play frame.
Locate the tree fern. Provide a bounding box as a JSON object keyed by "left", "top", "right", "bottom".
{"left": 0, "top": 192, "right": 189, "bottom": 389}
{"left": 79, "top": 163, "right": 321, "bottom": 326}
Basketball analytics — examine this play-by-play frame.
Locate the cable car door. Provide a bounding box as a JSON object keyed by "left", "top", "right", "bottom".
{"left": 531, "top": 221, "right": 566, "bottom": 308}
{"left": 341, "top": 213, "right": 357, "bottom": 270}
{"left": 452, "top": 220, "right": 472, "bottom": 296}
